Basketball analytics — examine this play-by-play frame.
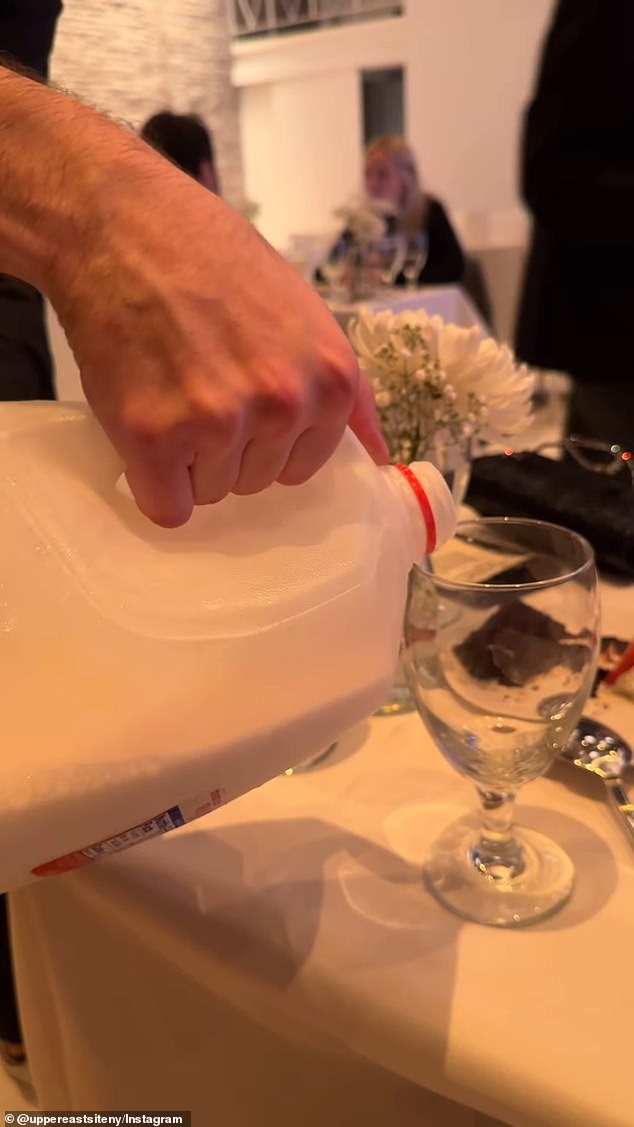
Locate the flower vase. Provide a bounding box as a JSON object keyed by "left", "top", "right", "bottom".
{"left": 375, "top": 436, "right": 473, "bottom": 717}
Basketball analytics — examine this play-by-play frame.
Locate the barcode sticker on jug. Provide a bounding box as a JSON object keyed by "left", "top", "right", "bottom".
{"left": 32, "top": 787, "right": 227, "bottom": 876}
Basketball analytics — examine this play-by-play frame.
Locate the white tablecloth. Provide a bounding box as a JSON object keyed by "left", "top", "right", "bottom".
{"left": 10, "top": 579, "right": 634, "bottom": 1126}
{"left": 328, "top": 284, "right": 488, "bottom": 335}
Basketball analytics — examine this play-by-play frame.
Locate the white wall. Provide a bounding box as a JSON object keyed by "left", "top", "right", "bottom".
{"left": 233, "top": 17, "right": 407, "bottom": 249}
{"left": 405, "top": 0, "right": 554, "bottom": 247}
{"left": 233, "top": 2, "right": 555, "bottom": 252}
{"left": 241, "top": 71, "right": 361, "bottom": 248}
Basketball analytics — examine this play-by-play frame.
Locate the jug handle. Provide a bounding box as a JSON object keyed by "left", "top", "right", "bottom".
{"left": 15, "top": 404, "right": 126, "bottom": 499}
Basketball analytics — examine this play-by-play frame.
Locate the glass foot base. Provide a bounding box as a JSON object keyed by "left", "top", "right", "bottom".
{"left": 424, "top": 813, "right": 574, "bottom": 928}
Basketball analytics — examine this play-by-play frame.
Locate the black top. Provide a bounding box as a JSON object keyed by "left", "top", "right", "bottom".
{"left": 514, "top": 0, "right": 634, "bottom": 383}
{"left": 387, "top": 196, "right": 465, "bottom": 288}
{"left": 0, "top": 0, "right": 62, "bottom": 78}
{"left": 372, "top": 196, "right": 465, "bottom": 288}
{"left": 409, "top": 196, "right": 465, "bottom": 288}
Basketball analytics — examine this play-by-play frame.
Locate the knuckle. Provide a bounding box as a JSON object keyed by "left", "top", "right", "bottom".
{"left": 116, "top": 404, "right": 170, "bottom": 450}
{"left": 255, "top": 383, "right": 304, "bottom": 432}
{"left": 318, "top": 355, "right": 359, "bottom": 414}
{"left": 117, "top": 393, "right": 243, "bottom": 459}
{"left": 186, "top": 389, "right": 242, "bottom": 442}
{"left": 199, "top": 410, "right": 242, "bottom": 447}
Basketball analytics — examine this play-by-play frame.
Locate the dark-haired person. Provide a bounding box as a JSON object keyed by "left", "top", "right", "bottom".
{"left": 140, "top": 110, "right": 220, "bottom": 194}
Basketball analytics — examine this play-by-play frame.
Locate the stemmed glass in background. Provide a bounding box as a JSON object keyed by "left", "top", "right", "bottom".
{"left": 375, "top": 234, "right": 406, "bottom": 289}
{"left": 402, "top": 232, "right": 429, "bottom": 289}
{"left": 402, "top": 518, "right": 599, "bottom": 927}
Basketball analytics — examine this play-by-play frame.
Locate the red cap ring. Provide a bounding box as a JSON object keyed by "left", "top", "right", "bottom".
{"left": 394, "top": 464, "right": 437, "bottom": 554}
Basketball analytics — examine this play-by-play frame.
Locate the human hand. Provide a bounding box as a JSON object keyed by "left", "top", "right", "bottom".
{"left": 53, "top": 154, "right": 388, "bottom": 527}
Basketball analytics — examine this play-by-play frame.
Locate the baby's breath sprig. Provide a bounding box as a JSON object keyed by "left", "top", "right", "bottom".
{"left": 348, "top": 308, "right": 535, "bottom": 462}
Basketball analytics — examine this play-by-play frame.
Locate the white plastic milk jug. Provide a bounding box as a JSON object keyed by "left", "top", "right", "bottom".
{"left": 0, "top": 402, "right": 456, "bottom": 889}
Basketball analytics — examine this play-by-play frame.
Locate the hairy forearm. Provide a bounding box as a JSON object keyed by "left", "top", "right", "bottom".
{"left": 0, "top": 66, "right": 154, "bottom": 296}
{"left": 0, "top": 64, "right": 262, "bottom": 318}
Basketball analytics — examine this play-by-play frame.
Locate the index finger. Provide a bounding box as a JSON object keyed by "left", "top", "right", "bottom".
{"left": 347, "top": 375, "right": 390, "bottom": 464}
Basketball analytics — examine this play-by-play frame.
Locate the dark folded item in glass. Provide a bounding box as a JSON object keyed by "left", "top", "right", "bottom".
{"left": 455, "top": 602, "right": 593, "bottom": 687}
{"left": 466, "top": 452, "right": 634, "bottom": 578}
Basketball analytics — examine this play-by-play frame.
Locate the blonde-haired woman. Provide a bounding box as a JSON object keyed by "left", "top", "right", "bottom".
{"left": 363, "top": 135, "right": 465, "bottom": 287}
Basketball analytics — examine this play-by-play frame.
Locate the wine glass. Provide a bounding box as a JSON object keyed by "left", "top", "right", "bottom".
{"left": 402, "top": 232, "right": 429, "bottom": 289}
{"left": 374, "top": 234, "right": 406, "bottom": 289}
{"left": 402, "top": 518, "right": 599, "bottom": 927}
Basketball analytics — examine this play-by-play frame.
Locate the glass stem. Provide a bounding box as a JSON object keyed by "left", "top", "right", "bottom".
{"left": 471, "top": 788, "right": 525, "bottom": 881}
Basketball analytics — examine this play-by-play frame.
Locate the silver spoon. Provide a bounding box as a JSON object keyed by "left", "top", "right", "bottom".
{"left": 562, "top": 717, "right": 634, "bottom": 848}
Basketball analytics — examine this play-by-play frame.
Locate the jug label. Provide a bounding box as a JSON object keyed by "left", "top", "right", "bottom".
{"left": 31, "top": 786, "right": 228, "bottom": 877}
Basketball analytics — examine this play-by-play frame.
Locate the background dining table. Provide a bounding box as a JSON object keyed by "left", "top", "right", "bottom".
{"left": 326, "top": 282, "right": 488, "bottom": 337}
